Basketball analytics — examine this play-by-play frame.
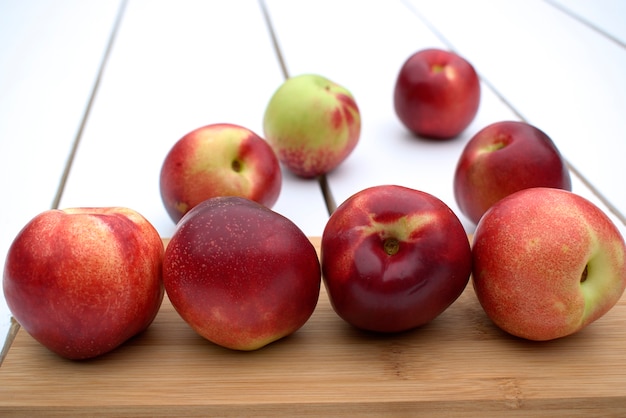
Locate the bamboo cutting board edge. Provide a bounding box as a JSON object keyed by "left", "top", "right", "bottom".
{"left": 1, "top": 237, "right": 626, "bottom": 416}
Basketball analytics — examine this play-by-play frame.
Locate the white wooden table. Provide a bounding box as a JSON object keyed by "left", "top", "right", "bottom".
{"left": 1, "top": 0, "right": 625, "bottom": 382}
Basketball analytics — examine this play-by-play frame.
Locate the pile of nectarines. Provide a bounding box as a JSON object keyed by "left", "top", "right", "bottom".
{"left": 3, "top": 48, "right": 625, "bottom": 360}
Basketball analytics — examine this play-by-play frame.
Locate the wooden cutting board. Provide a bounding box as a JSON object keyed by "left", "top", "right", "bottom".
{"left": 1, "top": 237, "right": 625, "bottom": 416}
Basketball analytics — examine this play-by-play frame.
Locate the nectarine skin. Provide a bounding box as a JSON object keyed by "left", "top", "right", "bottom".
{"left": 160, "top": 123, "right": 282, "bottom": 223}
{"left": 454, "top": 121, "right": 572, "bottom": 224}
{"left": 321, "top": 185, "right": 472, "bottom": 333}
{"left": 163, "top": 196, "right": 321, "bottom": 350}
{"left": 472, "top": 188, "right": 626, "bottom": 341}
{"left": 263, "top": 74, "right": 361, "bottom": 177}
{"left": 3, "top": 208, "right": 164, "bottom": 360}
{"left": 394, "top": 48, "right": 480, "bottom": 139}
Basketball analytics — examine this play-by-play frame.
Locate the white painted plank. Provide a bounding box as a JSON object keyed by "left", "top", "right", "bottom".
{"left": 0, "top": 0, "right": 122, "bottom": 357}
{"left": 406, "top": 0, "right": 626, "bottom": 225}
{"left": 264, "top": 0, "right": 626, "bottom": 243}
{"left": 548, "top": 0, "right": 626, "bottom": 46}
{"left": 59, "top": 0, "right": 330, "bottom": 239}
{"left": 264, "top": 0, "right": 522, "bottom": 232}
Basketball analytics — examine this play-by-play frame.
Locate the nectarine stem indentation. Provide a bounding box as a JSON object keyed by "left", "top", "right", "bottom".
{"left": 384, "top": 238, "right": 400, "bottom": 256}
{"left": 580, "top": 265, "right": 588, "bottom": 283}
{"left": 231, "top": 160, "right": 242, "bottom": 172}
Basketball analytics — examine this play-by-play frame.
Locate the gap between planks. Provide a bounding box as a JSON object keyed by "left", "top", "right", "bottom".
{"left": 258, "top": 0, "right": 338, "bottom": 216}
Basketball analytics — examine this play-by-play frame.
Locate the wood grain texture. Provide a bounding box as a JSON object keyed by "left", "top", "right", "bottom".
{"left": 1, "top": 237, "right": 625, "bottom": 416}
